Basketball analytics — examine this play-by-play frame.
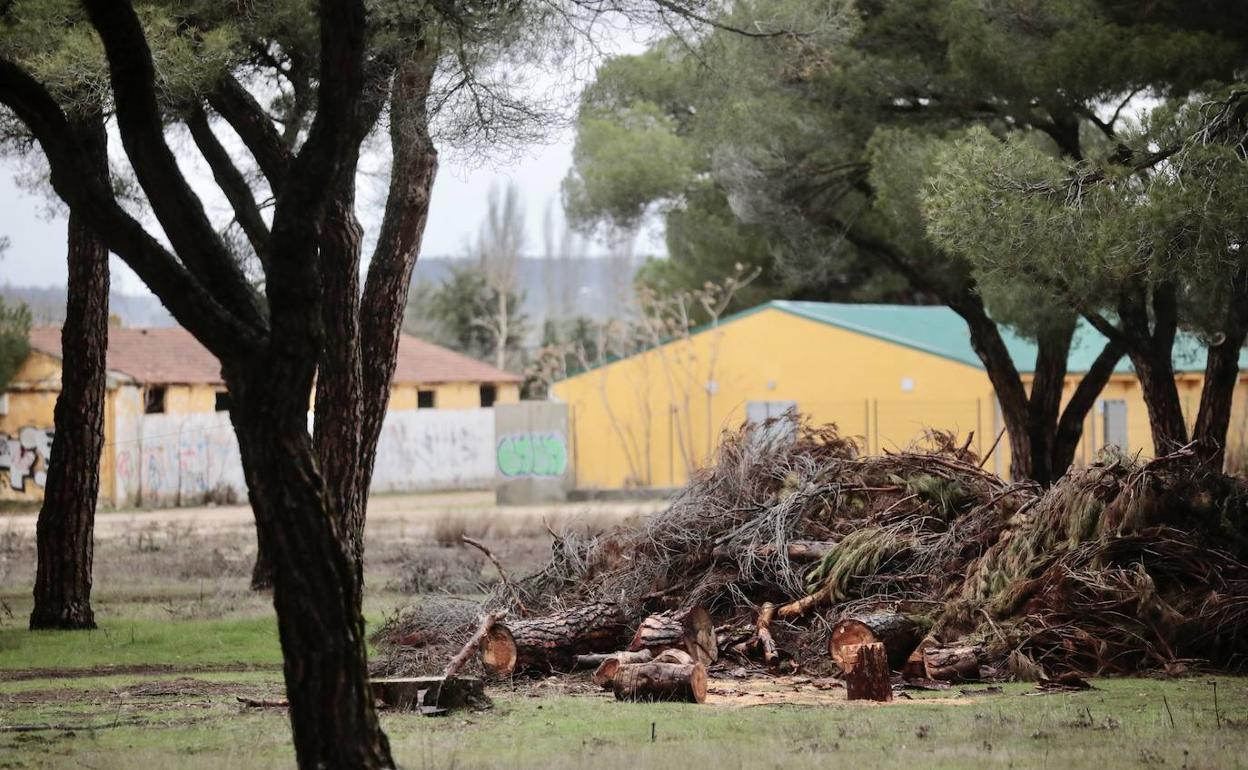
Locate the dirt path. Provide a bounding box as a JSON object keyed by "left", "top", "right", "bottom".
{"left": 0, "top": 491, "right": 665, "bottom": 539}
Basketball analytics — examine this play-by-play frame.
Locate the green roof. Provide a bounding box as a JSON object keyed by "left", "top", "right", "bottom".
{"left": 766, "top": 300, "right": 1244, "bottom": 375}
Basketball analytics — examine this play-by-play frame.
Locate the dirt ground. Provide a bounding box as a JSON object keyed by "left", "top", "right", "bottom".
{"left": 0, "top": 491, "right": 661, "bottom": 606}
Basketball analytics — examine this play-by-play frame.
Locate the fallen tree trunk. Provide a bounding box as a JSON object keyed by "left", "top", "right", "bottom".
{"left": 829, "top": 611, "right": 923, "bottom": 672}
{"left": 924, "top": 645, "right": 981, "bottom": 682}
{"left": 611, "top": 661, "right": 708, "bottom": 703}
{"left": 844, "top": 643, "right": 892, "bottom": 702}
{"left": 627, "top": 606, "right": 718, "bottom": 665}
{"left": 481, "top": 601, "right": 629, "bottom": 676}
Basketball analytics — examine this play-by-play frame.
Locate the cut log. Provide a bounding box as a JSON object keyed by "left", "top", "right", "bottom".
{"left": 829, "top": 611, "right": 922, "bottom": 673}
{"left": 592, "top": 650, "right": 689, "bottom": 689}
{"left": 574, "top": 649, "right": 653, "bottom": 671}
{"left": 445, "top": 612, "right": 504, "bottom": 678}
{"left": 611, "top": 662, "right": 708, "bottom": 703}
{"left": 843, "top": 643, "right": 892, "bottom": 702}
{"left": 652, "top": 648, "right": 694, "bottom": 665}
{"left": 370, "top": 676, "right": 489, "bottom": 715}
{"left": 481, "top": 601, "right": 629, "bottom": 676}
{"left": 923, "top": 645, "right": 981, "bottom": 682}
{"left": 627, "top": 606, "right": 718, "bottom": 665}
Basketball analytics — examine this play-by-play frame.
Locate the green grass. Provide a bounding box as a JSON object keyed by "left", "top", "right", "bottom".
{"left": 0, "top": 615, "right": 281, "bottom": 672}
{"left": 1, "top": 676, "right": 1246, "bottom": 769}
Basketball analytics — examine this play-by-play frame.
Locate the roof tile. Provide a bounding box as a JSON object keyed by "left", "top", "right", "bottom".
{"left": 28, "top": 326, "right": 520, "bottom": 386}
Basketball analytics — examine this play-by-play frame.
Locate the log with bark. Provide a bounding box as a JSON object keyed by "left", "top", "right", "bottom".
{"left": 828, "top": 611, "right": 923, "bottom": 673}
{"left": 611, "top": 661, "right": 708, "bottom": 703}
{"left": 627, "top": 606, "right": 718, "bottom": 665}
{"left": 575, "top": 649, "right": 653, "bottom": 671}
{"left": 843, "top": 643, "right": 892, "bottom": 702}
{"left": 481, "top": 601, "right": 629, "bottom": 676}
{"left": 923, "top": 645, "right": 981, "bottom": 682}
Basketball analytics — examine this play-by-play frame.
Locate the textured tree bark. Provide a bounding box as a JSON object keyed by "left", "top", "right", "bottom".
{"left": 251, "top": 50, "right": 437, "bottom": 591}
{"left": 1025, "top": 326, "right": 1074, "bottom": 486}
{"left": 828, "top": 611, "right": 922, "bottom": 673}
{"left": 229, "top": 361, "right": 392, "bottom": 769}
{"left": 1116, "top": 283, "right": 1189, "bottom": 455}
{"left": 950, "top": 293, "right": 1035, "bottom": 482}
{"left": 314, "top": 179, "right": 366, "bottom": 570}
{"left": 589, "top": 650, "right": 655, "bottom": 688}
{"left": 480, "top": 601, "right": 630, "bottom": 675}
{"left": 1191, "top": 268, "right": 1248, "bottom": 470}
{"left": 611, "top": 661, "right": 708, "bottom": 703}
{"left": 1051, "top": 338, "right": 1125, "bottom": 474}
{"left": 950, "top": 290, "right": 1118, "bottom": 485}
{"left": 627, "top": 606, "right": 717, "bottom": 665}
{"left": 844, "top": 642, "right": 892, "bottom": 702}
{"left": 923, "top": 645, "right": 981, "bottom": 682}
{"left": 30, "top": 198, "right": 109, "bottom": 630}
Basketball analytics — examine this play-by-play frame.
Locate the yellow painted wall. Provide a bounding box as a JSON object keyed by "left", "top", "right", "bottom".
{"left": 156, "top": 384, "right": 218, "bottom": 414}
{"left": 552, "top": 308, "right": 998, "bottom": 489}
{"left": 552, "top": 307, "right": 1248, "bottom": 489}
{"left": 387, "top": 381, "right": 521, "bottom": 410}
{"left": 1056, "top": 373, "right": 1248, "bottom": 467}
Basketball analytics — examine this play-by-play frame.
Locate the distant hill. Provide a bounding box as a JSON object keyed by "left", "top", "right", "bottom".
{"left": 3, "top": 253, "right": 641, "bottom": 339}
{"left": 1, "top": 285, "right": 174, "bottom": 327}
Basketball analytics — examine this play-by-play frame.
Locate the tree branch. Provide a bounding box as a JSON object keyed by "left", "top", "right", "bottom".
{"left": 0, "top": 58, "right": 261, "bottom": 359}
{"left": 206, "top": 74, "right": 293, "bottom": 191}
{"left": 185, "top": 103, "right": 272, "bottom": 269}
{"left": 83, "top": 0, "right": 267, "bottom": 332}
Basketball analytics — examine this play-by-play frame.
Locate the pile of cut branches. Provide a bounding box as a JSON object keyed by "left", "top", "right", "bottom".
{"left": 374, "top": 418, "right": 1248, "bottom": 682}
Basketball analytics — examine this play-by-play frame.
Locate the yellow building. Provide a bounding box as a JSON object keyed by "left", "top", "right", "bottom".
{"left": 551, "top": 301, "right": 1248, "bottom": 489}
{"left": 1, "top": 326, "right": 521, "bottom": 504}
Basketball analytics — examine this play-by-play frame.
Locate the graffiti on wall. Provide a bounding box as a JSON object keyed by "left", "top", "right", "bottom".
{"left": 0, "top": 426, "right": 54, "bottom": 490}
{"left": 113, "top": 413, "right": 246, "bottom": 507}
{"left": 370, "top": 409, "right": 495, "bottom": 492}
{"left": 496, "top": 432, "right": 568, "bottom": 478}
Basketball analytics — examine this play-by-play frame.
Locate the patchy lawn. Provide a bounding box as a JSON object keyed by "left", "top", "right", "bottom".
{"left": 1, "top": 497, "right": 1245, "bottom": 768}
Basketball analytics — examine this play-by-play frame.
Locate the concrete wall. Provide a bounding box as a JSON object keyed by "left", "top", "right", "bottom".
{"left": 494, "top": 401, "right": 571, "bottom": 505}
{"left": 111, "top": 405, "right": 498, "bottom": 507}
{"left": 370, "top": 407, "right": 496, "bottom": 492}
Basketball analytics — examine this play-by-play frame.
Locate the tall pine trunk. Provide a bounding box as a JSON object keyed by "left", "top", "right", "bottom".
{"left": 229, "top": 359, "right": 391, "bottom": 769}
{"left": 1191, "top": 268, "right": 1248, "bottom": 469}
{"left": 30, "top": 116, "right": 110, "bottom": 631}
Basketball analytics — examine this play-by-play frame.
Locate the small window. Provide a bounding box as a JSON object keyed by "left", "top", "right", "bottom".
{"left": 214, "top": 391, "right": 231, "bottom": 413}
{"left": 144, "top": 386, "right": 166, "bottom": 414}
{"left": 479, "top": 384, "right": 497, "bottom": 408}
{"left": 417, "top": 390, "right": 436, "bottom": 409}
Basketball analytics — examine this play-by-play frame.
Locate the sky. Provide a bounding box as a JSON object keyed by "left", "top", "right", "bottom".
{"left": 0, "top": 23, "right": 663, "bottom": 296}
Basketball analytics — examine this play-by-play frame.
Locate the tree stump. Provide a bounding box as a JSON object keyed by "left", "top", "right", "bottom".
{"left": 829, "top": 611, "right": 922, "bottom": 673}
{"left": 481, "top": 601, "right": 629, "bottom": 676}
{"left": 370, "top": 676, "right": 489, "bottom": 715}
{"left": 923, "top": 645, "right": 981, "bottom": 682}
{"left": 844, "top": 643, "right": 892, "bottom": 702}
{"left": 627, "top": 606, "right": 718, "bottom": 665}
{"left": 611, "top": 661, "right": 708, "bottom": 703}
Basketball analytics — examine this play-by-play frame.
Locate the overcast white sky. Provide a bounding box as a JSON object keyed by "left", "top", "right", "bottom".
{"left": 0, "top": 24, "right": 663, "bottom": 296}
